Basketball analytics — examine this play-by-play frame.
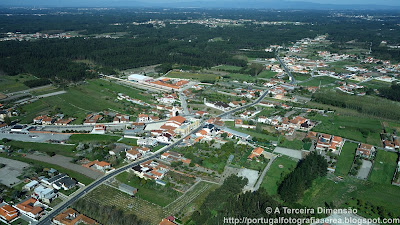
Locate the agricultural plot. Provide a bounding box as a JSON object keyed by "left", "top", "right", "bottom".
{"left": 301, "top": 176, "right": 400, "bottom": 217}
{"left": 116, "top": 172, "right": 181, "bottom": 207}
{"left": 8, "top": 140, "right": 76, "bottom": 157}
{"left": 334, "top": 142, "right": 357, "bottom": 176}
{"left": 17, "top": 79, "right": 149, "bottom": 124}
{"left": 0, "top": 74, "right": 37, "bottom": 93}
{"left": 310, "top": 114, "right": 382, "bottom": 146}
{"left": 369, "top": 150, "right": 398, "bottom": 184}
{"left": 212, "top": 65, "right": 243, "bottom": 71}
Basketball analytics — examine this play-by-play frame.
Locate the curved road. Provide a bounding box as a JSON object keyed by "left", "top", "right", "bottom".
{"left": 38, "top": 90, "right": 269, "bottom": 225}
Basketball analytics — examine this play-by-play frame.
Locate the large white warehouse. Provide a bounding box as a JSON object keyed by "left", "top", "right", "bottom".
{"left": 128, "top": 74, "right": 152, "bottom": 82}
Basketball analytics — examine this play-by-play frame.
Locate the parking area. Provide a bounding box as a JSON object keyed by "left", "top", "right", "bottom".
{"left": 0, "top": 131, "right": 71, "bottom": 143}
{"left": 237, "top": 168, "right": 259, "bottom": 191}
{"left": 273, "top": 147, "right": 302, "bottom": 160}
{"left": 357, "top": 160, "right": 373, "bottom": 180}
{"left": 0, "top": 157, "right": 30, "bottom": 187}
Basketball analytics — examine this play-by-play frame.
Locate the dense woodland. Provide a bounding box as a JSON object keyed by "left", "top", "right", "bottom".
{"left": 379, "top": 84, "right": 400, "bottom": 102}
{"left": 278, "top": 152, "right": 328, "bottom": 203}
{"left": 1, "top": 9, "right": 400, "bottom": 81}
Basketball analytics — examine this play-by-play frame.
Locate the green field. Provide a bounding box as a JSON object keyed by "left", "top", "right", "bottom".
{"left": 310, "top": 114, "right": 381, "bottom": 146}
{"left": 260, "top": 156, "right": 297, "bottom": 195}
{"left": 258, "top": 70, "right": 277, "bottom": 79}
{"left": 335, "top": 142, "right": 357, "bottom": 176}
{"left": 299, "top": 76, "right": 339, "bottom": 87}
{"left": 0, "top": 154, "right": 93, "bottom": 185}
{"left": 362, "top": 80, "right": 391, "bottom": 89}
{"left": 369, "top": 150, "right": 398, "bottom": 184}
{"left": 117, "top": 138, "right": 138, "bottom": 146}
{"left": 8, "top": 141, "right": 76, "bottom": 157}
{"left": 167, "top": 71, "right": 218, "bottom": 81}
{"left": 224, "top": 73, "right": 257, "bottom": 81}
{"left": 301, "top": 176, "right": 400, "bottom": 217}
{"left": 212, "top": 65, "right": 243, "bottom": 71}
{"left": 0, "top": 74, "right": 37, "bottom": 93}
{"left": 17, "top": 79, "right": 149, "bottom": 124}
{"left": 278, "top": 139, "right": 304, "bottom": 150}
{"left": 292, "top": 73, "right": 311, "bottom": 81}
{"left": 115, "top": 172, "right": 181, "bottom": 207}
{"left": 68, "top": 134, "right": 120, "bottom": 144}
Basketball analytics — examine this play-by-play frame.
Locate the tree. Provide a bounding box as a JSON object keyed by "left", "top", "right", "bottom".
{"left": 4, "top": 116, "right": 11, "bottom": 125}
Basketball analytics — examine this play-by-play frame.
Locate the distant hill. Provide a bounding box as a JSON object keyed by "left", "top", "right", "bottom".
{"left": 1, "top": 0, "right": 400, "bottom": 10}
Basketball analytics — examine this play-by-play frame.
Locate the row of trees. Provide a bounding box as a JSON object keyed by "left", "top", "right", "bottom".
{"left": 278, "top": 152, "right": 328, "bottom": 202}
{"left": 312, "top": 90, "right": 400, "bottom": 120}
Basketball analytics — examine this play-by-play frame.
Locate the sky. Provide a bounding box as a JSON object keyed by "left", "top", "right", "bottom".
{"left": 1, "top": 0, "right": 400, "bottom": 8}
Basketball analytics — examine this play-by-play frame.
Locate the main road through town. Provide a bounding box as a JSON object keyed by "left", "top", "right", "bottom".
{"left": 38, "top": 90, "right": 269, "bottom": 225}
{"left": 276, "top": 55, "right": 295, "bottom": 85}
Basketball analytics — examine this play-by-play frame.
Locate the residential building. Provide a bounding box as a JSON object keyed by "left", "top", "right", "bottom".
{"left": 0, "top": 204, "right": 19, "bottom": 224}
{"left": 356, "top": 143, "right": 375, "bottom": 158}
{"left": 32, "top": 185, "right": 57, "bottom": 204}
{"left": 15, "top": 198, "right": 44, "bottom": 220}
{"left": 137, "top": 137, "right": 158, "bottom": 147}
{"left": 53, "top": 208, "right": 99, "bottom": 225}
{"left": 126, "top": 148, "right": 141, "bottom": 161}
{"left": 248, "top": 147, "right": 264, "bottom": 161}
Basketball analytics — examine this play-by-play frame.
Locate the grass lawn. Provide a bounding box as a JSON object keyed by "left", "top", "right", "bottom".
{"left": 369, "top": 150, "right": 398, "bottom": 184}
{"left": 301, "top": 176, "right": 400, "bottom": 217}
{"left": 17, "top": 79, "right": 150, "bottom": 124}
{"left": 49, "top": 197, "right": 63, "bottom": 208}
{"left": 68, "top": 134, "right": 120, "bottom": 144}
{"left": 117, "top": 138, "right": 138, "bottom": 146}
{"left": 335, "top": 142, "right": 357, "bottom": 176}
{"left": 8, "top": 141, "right": 76, "bottom": 157}
{"left": 299, "top": 76, "right": 339, "bottom": 87}
{"left": 309, "top": 113, "right": 382, "bottom": 146}
{"left": 0, "top": 154, "right": 94, "bottom": 185}
{"left": 278, "top": 138, "right": 304, "bottom": 150}
{"left": 59, "top": 186, "right": 80, "bottom": 196}
{"left": 260, "top": 156, "right": 297, "bottom": 196}
{"left": 115, "top": 172, "right": 181, "bottom": 207}
{"left": 0, "top": 74, "right": 37, "bottom": 93}
{"left": 167, "top": 71, "right": 218, "bottom": 81}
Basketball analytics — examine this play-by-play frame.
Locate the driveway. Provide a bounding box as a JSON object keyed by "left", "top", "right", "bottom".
{"left": 26, "top": 154, "right": 103, "bottom": 179}
{"left": 357, "top": 160, "right": 372, "bottom": 180}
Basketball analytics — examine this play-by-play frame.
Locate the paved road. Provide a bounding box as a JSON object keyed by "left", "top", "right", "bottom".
{"left": 276, "top": 55, "right": 295, "bottom": 85}
{"left": 252, "top": 156, "right": 276, "bottom": 191}
{"left": 38, "top": 89, "right": 269, "bottom": 225}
